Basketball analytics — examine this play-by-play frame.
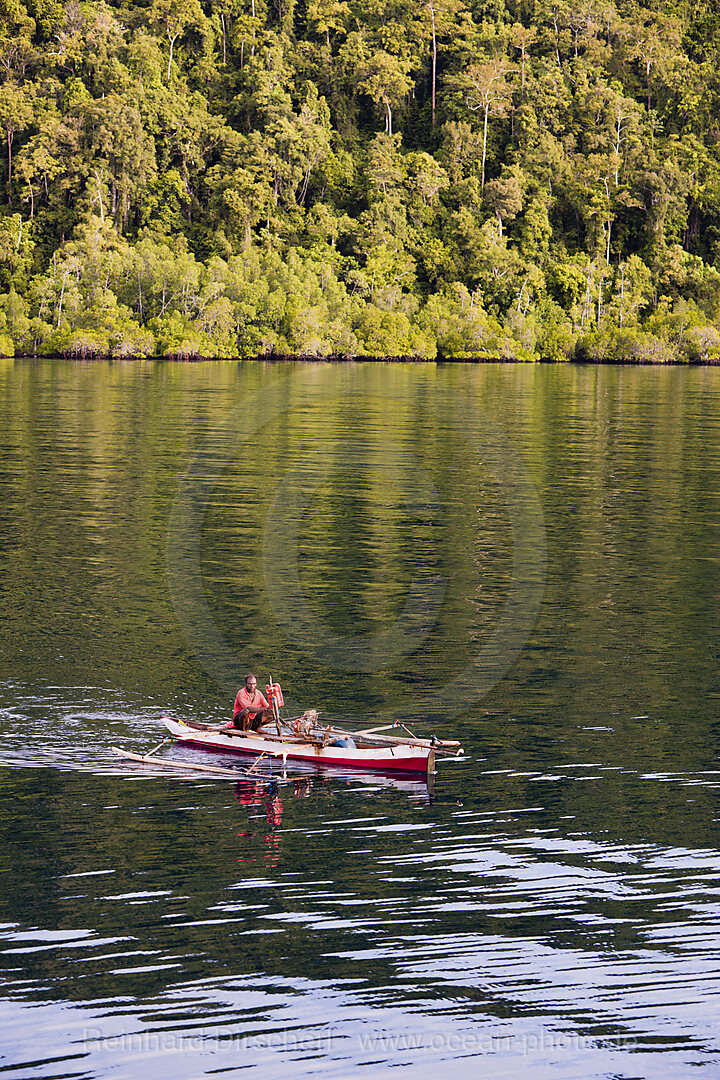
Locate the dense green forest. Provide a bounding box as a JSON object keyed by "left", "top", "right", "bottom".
{"left": 2, "top": 0, "right": 720, "bottom": 359}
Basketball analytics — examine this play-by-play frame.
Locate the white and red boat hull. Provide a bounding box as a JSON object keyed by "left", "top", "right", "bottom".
{"left": 162, "top": 717, "right": 436, "bottom": 774}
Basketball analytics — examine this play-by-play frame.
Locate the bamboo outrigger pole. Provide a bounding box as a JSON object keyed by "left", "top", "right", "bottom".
{"left": 111, "top": 746, "right": 284, "bottom": 782}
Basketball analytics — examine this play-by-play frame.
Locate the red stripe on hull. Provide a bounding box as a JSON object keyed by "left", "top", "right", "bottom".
{"left": 173, "top": 735, "right": 431, "bottom": 774}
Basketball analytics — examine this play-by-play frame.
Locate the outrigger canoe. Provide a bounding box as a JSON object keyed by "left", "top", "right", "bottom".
{"left": 162, "top": 716, "right": 464, "bottom": 775}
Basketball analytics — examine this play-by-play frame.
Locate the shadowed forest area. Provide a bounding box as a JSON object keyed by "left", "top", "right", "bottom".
{"left": 2, "top": 0, "right": 720, "bottom": 360}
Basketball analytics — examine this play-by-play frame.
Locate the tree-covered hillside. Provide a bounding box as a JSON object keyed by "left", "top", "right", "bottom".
{"left": 2, "top": 0, "right": 720, "bottom": 360}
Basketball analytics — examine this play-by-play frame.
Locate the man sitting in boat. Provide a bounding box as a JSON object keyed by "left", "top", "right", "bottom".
{"left": 226, "top": 674, "right": 274, "bottom": 732}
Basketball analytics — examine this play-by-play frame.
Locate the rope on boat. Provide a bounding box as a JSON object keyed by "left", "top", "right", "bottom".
{"left": 246, "top": 750, "right": 272, "bottom": 773}
{"left": 143, "top": 737, "right": 175, "bottom": 758}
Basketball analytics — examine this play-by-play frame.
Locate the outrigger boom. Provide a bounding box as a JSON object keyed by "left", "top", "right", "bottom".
{"left": 325, "top": 721, "right": 461, "bottom": 750}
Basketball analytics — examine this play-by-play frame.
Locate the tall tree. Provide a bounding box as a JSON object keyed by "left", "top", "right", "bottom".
{"left": 419, "top": 0, "right": 467, "bottom": 128}
{"left": 358, "top": 49, "right": 414, "bottom": 136}
{"left": 306, "top": 0, "right": 350, "bottom": 48}
{"left": 0, "top": 82, "right": 32, "bottom": 206}
{"left": 509, "top": 23, "right": 535, "bottom": 96}
{"left": 460, "top": 59, "right": 513, "bottom": 189}
{"left": 150, "top": 0, "right": 205, "bottom": 83}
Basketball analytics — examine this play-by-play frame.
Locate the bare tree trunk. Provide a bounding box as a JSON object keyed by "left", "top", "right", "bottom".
{"left": 606, "top": 218, "right": 612, "bottom": 265}
{"left": 7, "top": 130, "right": 13, "bottom": 206}
{"left": 481, "top": 104, "right": 488, "bottom": 189}
{"left": 582, "top": 266, "right": 592, "bottom": 329}
{"left": 57, "top": 272, "right": 67, "bottom": 327}
{"left": 95, "top": 169, "right": 104, "bottom": 224}
{"left": 221, "top": 12, "right": 226, "bottom": 65}
{"left": 597, "top": 275, "right": 603, "bottom": 326}
{"left": 167, "top": 32, "right": 178, "bottom": 83}
{"left": 300, "top": 166, "right": 311, "bottom": 204}
{"left": 614, "top": 112, "right": 623, "bottom": 185}
{"left": 553, "top": 15, "right": 561, "bottom": 68}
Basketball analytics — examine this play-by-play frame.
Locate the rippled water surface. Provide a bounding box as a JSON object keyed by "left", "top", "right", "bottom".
{"left": 1, "top": 360, "right": 719, "bottom": 1079}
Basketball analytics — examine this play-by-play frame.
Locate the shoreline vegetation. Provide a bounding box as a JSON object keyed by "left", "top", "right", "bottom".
{"left": 5, "top": 350, "right": 720, "bottom": 365}
{"left": 3, "top": 2, "right": 720, "bottom": 365}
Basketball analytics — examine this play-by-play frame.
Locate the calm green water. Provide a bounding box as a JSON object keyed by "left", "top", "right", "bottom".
{"left": 1, "top": 359, "right": 719, "bottom": 1079}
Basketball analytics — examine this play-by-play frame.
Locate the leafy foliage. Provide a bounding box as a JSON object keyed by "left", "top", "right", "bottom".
{"left": 1, "top": 0, "right": 720, "bottom": 359}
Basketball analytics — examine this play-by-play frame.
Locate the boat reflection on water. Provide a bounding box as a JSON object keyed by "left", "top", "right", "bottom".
{"left": 231, "top": 766, "right": 435, "bottom": 868}
{"left": 291, "top": 777, "right": 314, "bottom": 798}
{"left": 233, "top": 779, "right": 284, "bottom": 867}
{"left": 233, "top": 763, "right": 435, "bottom": 808}
{"left": 232, "top": 778, "right": 322, "bottom": 867}
{"left": 234, "top": 779, "right": 284, "bottom": 821}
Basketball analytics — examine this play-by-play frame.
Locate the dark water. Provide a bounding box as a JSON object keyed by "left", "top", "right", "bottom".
{"left": 1, "top": 359, "right": 719, "bottom": 1079}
